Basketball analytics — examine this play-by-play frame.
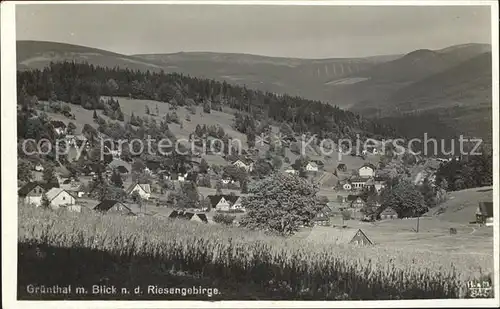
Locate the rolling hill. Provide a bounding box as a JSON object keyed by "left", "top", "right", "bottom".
{"left": 17, "top": 40, "right": 399, "bottom": 103}
{"left": 16, "top": 41, "right": 165, "bottom": 72}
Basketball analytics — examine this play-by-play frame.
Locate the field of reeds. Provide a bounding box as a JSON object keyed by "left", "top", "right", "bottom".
{"left": 18, "top": 203, "right": 494, "bottom": 300}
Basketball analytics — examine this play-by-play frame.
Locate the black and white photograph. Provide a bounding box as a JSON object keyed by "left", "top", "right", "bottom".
{"left": 1, "top": 0, "right": 498, "bottom": 306}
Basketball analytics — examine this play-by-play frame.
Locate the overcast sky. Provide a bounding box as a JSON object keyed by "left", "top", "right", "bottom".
{"left": 16, "top": 4, "right": 492, "bottom": 58}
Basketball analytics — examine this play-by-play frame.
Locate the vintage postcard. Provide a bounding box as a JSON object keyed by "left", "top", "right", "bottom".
{"left": 1, "top": 0, "right": 499, "bottom": 307}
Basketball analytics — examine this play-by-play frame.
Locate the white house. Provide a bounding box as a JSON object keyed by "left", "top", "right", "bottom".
{"left": 305, "top": 162, "right": 319, "bottom": 172}
{"left": 358, "top": 164, "right": 376, "bottom": 178}
{"left": 34, "top": 164, "right": 44, "bottom": 172}
{"left": 18, "top": 182, "right": 50, "bottom": 206}
{"left": 285, "top": 168, "right": 298, "bottom": 175}
{"left": 350, "top": 177, "right": 369, "bottom": 190}
{"left": 208, "top": 195, "right": 242, "bottom": 212}
{"left": 178, "top": 173, "right": 188, "bottom": 182}
{"left": 127, "top": 183, "right": 151, "bottom": 200}
{"left": 232, "top": 159, "right": 254, "bottom": 172}
{"left": 45, "top": 188, "right": 77, "bottom": 209}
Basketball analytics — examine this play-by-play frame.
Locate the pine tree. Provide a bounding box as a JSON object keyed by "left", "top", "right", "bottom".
{"left": 145, "top": 105, "right": 150, "bottom": 115}
{"left": 41, "top": 193, "right": 51, "bottom": 209}
{"left": 110, "top": 169, "right": 123, "bottom": 188}
{"left": 43, "top": 165, "right": 58, "bottom": 184}
{"left": 93, "top": 110, "right": 98, "bottom": 120}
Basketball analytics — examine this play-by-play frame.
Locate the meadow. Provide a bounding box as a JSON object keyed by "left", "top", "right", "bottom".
{"left": 18, "top": 203, "right": 493, "bottom": 300}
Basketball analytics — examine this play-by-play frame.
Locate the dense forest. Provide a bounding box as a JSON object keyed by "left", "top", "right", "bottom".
{"left": 17, "top": 61, "right": 398, "bottom": 141}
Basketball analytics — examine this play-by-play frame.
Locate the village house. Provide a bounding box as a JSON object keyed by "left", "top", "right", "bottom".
{"left": 232, "top": 158, "right": 254, "bottom": 172}
{"left": 476, "top": 202, "right": 493, "bottom": 226}
{"left": 94, "top": 200, "right": 133, "bottom": 215}
{"left": 350, "top": 196, "right": 366, "bottom": 209}
{"left": 45, "top": 188, "right": 77, "bottom": 210}
{"left": 358, "top": 163, "right": 376, "bottom": 178}
{"left": 18, "top": 182, "right": 58, "bottom": 206}
{"left": 144, "top": 161, "right": 161, "bottom": 175}
{"left": 380, "top": 206, "right": 398, "bottom": 220}
{"left": 284, "top": 168, "right": 298, "bottom": 175}
{"left": 169, "top": 210, "right": 209, "bottom": 223}
{"left": 313, "top": 208, "right": 330, "bottom": 226}
{"left": 51, "top": 120, "right": 67, "bottom": 136}
{"left": 208, "top": 194, "right": 242, "bottom": 212}
{"left": 183, "top": 212, "right": 209, "bottom": 223}
{"left": 350, "top": 177, "right": 369, "bottom": 190}
{"left": 306, "top": 228, "right": 373, "bottom": 246}
{"left": 34, "top": 163, "right": 44, "bottom": 172}
{"left": 305, "top": 161, "right": 319, "bottom": 172}
{"left": 127, "top": 183, "right": 151, "bottom": 200}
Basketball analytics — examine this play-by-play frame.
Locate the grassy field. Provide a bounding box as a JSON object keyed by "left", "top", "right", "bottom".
{"left": 18, "top": 203, "right": 493, "bottom": 300}
{"left": 427, "top": 186, "right": 493, "bottom": 223}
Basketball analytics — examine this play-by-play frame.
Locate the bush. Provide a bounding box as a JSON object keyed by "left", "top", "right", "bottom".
{"left": 212, "top": 213, "right": 236, "bottom": 225}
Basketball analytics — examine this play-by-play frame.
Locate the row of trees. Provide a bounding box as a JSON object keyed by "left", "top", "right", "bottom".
{"left": 435, "top": 154, "right": 493, "bottom": 191}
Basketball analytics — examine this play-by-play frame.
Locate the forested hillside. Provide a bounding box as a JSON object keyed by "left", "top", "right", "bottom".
{"left": 17, "top": 61, "right": 398, "bottom": 140}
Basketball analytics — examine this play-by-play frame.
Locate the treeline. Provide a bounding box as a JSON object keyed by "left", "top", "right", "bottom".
{"left": 435, "top": 154, "right": 493, "bottom": 191}
{"left": 17, "top": 61, "right": 397, "bottom": 140}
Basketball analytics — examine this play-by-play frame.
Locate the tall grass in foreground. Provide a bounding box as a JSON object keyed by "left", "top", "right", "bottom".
{"left": 18, "top": 204, "right": 493, "bottom": 299}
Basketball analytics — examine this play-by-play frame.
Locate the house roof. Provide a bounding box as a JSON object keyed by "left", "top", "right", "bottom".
{"left": 94, "top": 200, "right": 131, "bottom": 212}
{"left": 45, "top": 188, "right": 73, "bottom": 201}
{"left": 380, "top": 206, "right": 397, "bottom": 216}
{"left": 306, "top": 228, "right": 373, "bottom": 245}
{"left": 207, "top": 194, "right": 240, "bottom": 207}
{"left": 311, "top": 160, "right": 324, "bottom": 166}
{"left": 145, "top": 161, "right": 161, "bottom": 171}
{"left": 307, "top": 162, "right": 318, "bottom": 168}
{"left": 337, "top": 163, "right": 347, "bottom": 168}
{"left": 50, "top": 120, "right": 67, "bottom": 128}
{"left": 350, "top": 176, "right": 370, "bottom": 183}
{"left": 126, "top": 183, "right": 151, "bottom": 194}
{"left": 359, "top": 163, "right": 377, "bottom": 170}
{"left": 478, "top": 202, "right": 493, "bottom": 217}
{"left": 18, "top": 182, "right": 59, "bottom": 196}
{"left": 116, "top": 165, "right": 129, "bottom": 173}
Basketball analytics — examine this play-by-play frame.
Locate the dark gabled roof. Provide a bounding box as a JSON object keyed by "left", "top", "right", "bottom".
{"left": 337, "top": 163, "right": 347, "bottom": 168}
{"left": 18, "top": 182, "right": 44, "bottom": 196}
{"left": 116, "top": 165, "right": 129, "bottom": 173}
{"left": 207, "top": 194, "right": 240, "bottom": 207}
{"left": 380, "top": 206, "right": 397, "bottom": 216}
{"left": 50, "top": 120, "right": 66, "bottom": 128}
{"left": 311, "top": 160, "right": 324, "bottom": 166}
{"left": 145, "top": 161, "right": 161, "bottom": 171}
{"left": 478, "top": 202, "right": 493, "bottom": 217}
{"left": 196, "top": 213, "right": 208, "bottom": 223}
{"left": 18, "top": 182, "right": 59, "bottom": 196}
{"left": 94, "top": 200, "right": 131, "bottom": 212}
{"left": 168, "top": 210, "right": 181, "bottom": 218}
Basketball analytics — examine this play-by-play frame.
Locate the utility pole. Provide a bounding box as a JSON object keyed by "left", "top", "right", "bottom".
{"left": 416, "top": 215, "right": 420, "bottom": 233}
